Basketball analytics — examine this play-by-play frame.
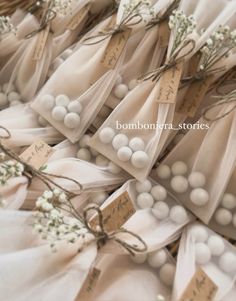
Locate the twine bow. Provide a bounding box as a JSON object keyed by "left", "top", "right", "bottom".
{"left": 146, "top": 0, "right": 180, "bottom": 30}
{"left": 140, "top": 39, "right": 195, "bottom": 82}
{"left": 202, "top": 90, "right": 236, "bottom": 122}
{"left": 180, "top": 66, "right": 225, "bottom": 89}
{"left": 25, "top": 0, "right": 56, "bottom": 39}
{"left": 83, "top": 205, "right": 147, "bottom": 256}
{"left": 213, "top": 67, "right": 236, "bottom": 95}
{"left": 0, "top": 126, "right": 83, "bottom": 197}
{"left": 83, "top": 2, "right": 143, "bottom": 45}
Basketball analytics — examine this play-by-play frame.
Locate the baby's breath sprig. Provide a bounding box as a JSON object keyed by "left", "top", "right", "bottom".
{"left": 146, "top": 0, "right": 180, "bottom": 30}
{"left": 33, "top": 189, "right": 94, "bottom": 252}
{"left": 139, "top": 11, "right": 196, "bottom": 82}
{"left": 199, "top": 25, "right": 236, "bottom": 72}
{"left": 169, "top": 10, "right": 196, "bottom": 57}
{"left": 50, "top": 0, "right": 73, "bottom": 16}
{"left": 0, "top": 16, "right": 15, "bottom": 36}
{"left": 123, "top": 0, "right": 154, "bottom": 24}
{"left": 0, "top": 160, "right": 24, "bottom": 186}
{"left": 33, "top": 187, "right": 148, "bottom": 255}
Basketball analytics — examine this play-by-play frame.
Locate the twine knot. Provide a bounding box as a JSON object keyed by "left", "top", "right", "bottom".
{"left": 25, "top": 0, "right": 57, "bottom": 39}
{"left": 83, "top": 2, "right": 143, "bottom": 45}
{"left": 83, "top": 205, "right": 147, "bottom": 256}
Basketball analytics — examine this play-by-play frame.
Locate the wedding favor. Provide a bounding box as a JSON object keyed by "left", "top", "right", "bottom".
{"left": 153, "top": 96, "right": 236, "bottom": 224}
{"left": 32, "top": 0, "right": 153, "bottom": 142}
{"left": 89, "top": 0, "right": 235, "bottom": 181}
{"left": 172, "top": 222, "right": 236, "bottom": 301}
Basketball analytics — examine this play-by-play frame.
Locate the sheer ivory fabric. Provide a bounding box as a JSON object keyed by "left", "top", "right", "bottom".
{"left": 172, "top": 222, "right": 236, "bottom": 301}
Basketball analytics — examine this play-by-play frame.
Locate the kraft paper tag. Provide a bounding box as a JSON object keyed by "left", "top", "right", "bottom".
{"left": 20, "top": 139, "right": 54, "bottom": 169}
{"left": 159, "top": 20, "right": 170, "bottom": 48}
{"left": 101, "top": 28, "right": 132, "bottom": 69}
{"left": 33, "top": 25, "right": 50, "bottom": 61}
{"left": 66, "top": 3, "right": 91, "bottom": 31}
{"left": 188, "top": 53, "right": 200, "bottom": 76}
{"left": 178, "top": 267, "right": 218, "bottom": 301}
{"left": 157, "top": 61, "right": 183, "bottom": 104}
{"left": 90, "top": 191, "right": 135, "bottom": 232}
{"left": 77, "top": 267, "right": 101, "bottom": 299}
{"left": 178, "top": 76, "right": 213, "bottom": 117}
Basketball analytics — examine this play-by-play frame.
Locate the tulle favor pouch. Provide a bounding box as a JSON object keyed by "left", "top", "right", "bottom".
{"left": 0, "top": 10, "right": 31, "bottom": 68}
{"left": 103, "top": 0, "right": 179, "bottom": 111}
{"left": 0, "top": 133, "right": 128, "bottom": 210}
{"left": 208, "top": 161, "right": 236, "bottom": 240}
{"left": 50, "top": 0, "right": 92, "bottom": 59}
{"left": 172, "top": 222, "right": 236, "bottom": 301}
{"left": 0, "top": 105, "right": 63, "bottom": 147}
{"left": 76, "top": 250, "right": 176, "bottom": 301}
{"left": 152, "top": 95, "right": 236, "bottom": 224}
{"left": 31, "top": 0, "right": 154, "bottom": 143}
{"left": 88, "top": 0, "right": 233, "bottom": 182}
{"left": 95, "top": 178, "right": 193, "bottom": 254}
{"left": 164, "top": 8, "right": 236, "bottom": 147}
{"left": 0, "top": 2, "right": 60, "bottom": 102}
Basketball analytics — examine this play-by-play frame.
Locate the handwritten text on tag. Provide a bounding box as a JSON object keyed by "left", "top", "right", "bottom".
{"left": 77, "top": 268, "right": 101, "bottom": 299}
{"left": 33, "top": 25, "right": 50, "bottom": 61}
{"left": 20, "top": 139, "right": 53, "bottom": 169}
{"left": 178, "top": 267, "right": 218, "bottom": 301}
{"left": 159, "top": 20, "right": 170, "bottom": 48}
{"left": 157, "top": 61, "right": 183, "bottom": 104}
{"left": 90, "top": 191, "right": 135, "bottom": 232}
{"left": 178, "top": 76, "right": 213, "bottom": 117}
{"left": 66, "top": 4, "right": 91, "bottom": 31}
{"left": 101, "top": 28, "right": 132, "bottom": 69}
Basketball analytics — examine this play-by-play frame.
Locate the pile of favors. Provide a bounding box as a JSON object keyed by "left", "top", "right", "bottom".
{"left": 0, "top": 0, "right": 236, "bottom": 300}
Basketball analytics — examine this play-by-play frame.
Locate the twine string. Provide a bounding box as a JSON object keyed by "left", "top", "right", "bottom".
{"left": 140, "top": 39, "right": 195, "bottom": 82}
{"left": 83, "top": 205, "right": 147, "bottom": 256}
{"left": 25, "top": 0, "right": 56, "bottom": 39}
{"left": 202, "top": 90, "right": 236, "bottom": 122}
{"left": 83, "top": 2, "right": 143, "bottom": 45}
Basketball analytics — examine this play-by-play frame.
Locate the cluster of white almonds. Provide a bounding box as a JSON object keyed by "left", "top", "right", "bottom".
{"left": 168, "top": 10, "right": 196, "bottom": 40}
{"left": 131, "top": 248, "right": 176, "bottom": 287}
{"left": 135, "top": 179, "right": 188, "bottom": 224}
{"left": 156, "top": 161, "right": 209, "bottom": 207}
{"left": 0, "top": 82, "right": 24, "bottom": 109}
{"left": 0, "top": 16, "right": 15, "bottom": 36}
{"left": 34, "top": 189, "right": 94, "bottom": 252}
{"left": 214, "top": 192, "right": 236, "bottom": 227}
{"left": 168, "top": 10, "right": 196, "bottom": 58}
{"left": 40, "top": 94, "right": 82, "bottom": 129}
{"left": 112, "top": 74, "right": 138, "bottom": 100}
{"left": 48, "top": 48, "right": 73, "bottom": 77}
{"left": 190, "top": 224, "right": 236, "bottom": 274}
{"left": 0, "top": 160, "right": 24, "bottom": 185}
{"left": 99, "top": 127, "right": 149, "bottom": 169}
{"left": 200, "top": 25, "right": 236, "bottom": 70}
{"left": 76, "top": 134, "right": 122, "bottom": 174}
